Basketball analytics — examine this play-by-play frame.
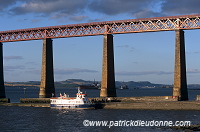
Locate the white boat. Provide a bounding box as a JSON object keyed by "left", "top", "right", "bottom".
{"left": 50, "top": 88, "right": 95, "bottom": 109}
{"left": 119, "top": 82, "right": 129, "bottom": 89}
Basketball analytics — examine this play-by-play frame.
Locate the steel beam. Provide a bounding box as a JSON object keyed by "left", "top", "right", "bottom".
{"left": 1, "top": 14, "right": 200, "bottom": 42}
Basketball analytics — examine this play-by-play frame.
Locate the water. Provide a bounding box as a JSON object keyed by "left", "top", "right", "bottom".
{"left": 5, "top": 87, "right": 200, "bottom": 102}
{"left": 1, "top": 87, "right": 200, "bottom": 131}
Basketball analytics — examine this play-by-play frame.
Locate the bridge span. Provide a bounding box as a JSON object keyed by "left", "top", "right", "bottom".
{"left": 1, "top": 14, "right": 200, "bottom": 100}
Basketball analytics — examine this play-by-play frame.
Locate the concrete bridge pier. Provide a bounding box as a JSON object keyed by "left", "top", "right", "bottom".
{"left": 100, "top": 34, "right": 116, "bottom": 97}
{"left": 39, "top": 38, "right": 55, "bottom": 98}
{"left": 173, "top": 30, "right": 188, "bottom": 100}
{"left": 0, "top": 42, "right": 5, "bottom": 98}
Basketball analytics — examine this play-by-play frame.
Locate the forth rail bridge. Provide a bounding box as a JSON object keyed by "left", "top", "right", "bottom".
{"left": 1, "top": 14, "right": 200, "bottom": 102}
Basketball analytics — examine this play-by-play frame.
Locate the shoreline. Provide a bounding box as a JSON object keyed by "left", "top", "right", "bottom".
{"left": 1, "top": 101, "right": 200, "bottom": 110}
{"left": 101, "top": 101, "right": 200, "bottom": 110}
{"left": 0, "top": 96, "right": 200, "bottom": 110}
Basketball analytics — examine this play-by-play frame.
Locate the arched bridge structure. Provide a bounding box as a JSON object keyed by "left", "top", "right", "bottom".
{"left": 1, "top": 14, "right": 200, "bottom": 100}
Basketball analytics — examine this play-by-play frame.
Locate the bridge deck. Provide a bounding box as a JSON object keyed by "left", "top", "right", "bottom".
{"left": 1, "top": 14, "right": 200, "bottom": 42}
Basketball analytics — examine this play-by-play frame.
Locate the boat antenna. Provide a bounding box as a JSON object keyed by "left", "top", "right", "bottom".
{"left": 78, "top": 86, "right": 81, "bottom": 93}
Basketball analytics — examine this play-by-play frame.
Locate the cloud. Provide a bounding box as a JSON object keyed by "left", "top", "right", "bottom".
{"left": 69, "top": 16, "right": 88, "bottom": 22}
{"left": 132, "top": 9, "right": 163, "bottom": 18}
{"left": 0, "top": 0, "right": 17, "bottom": 11}
{"left": 161, "top": 0, "right": 200, "bottom": 16}
{"left": 186, "top": 51, "right": 200, "bottom": 54}
{"left": 116, "top": 45, "right": 135, "bottom": 52}
{"left": 88, "top": 18, "right": 104, "bottom": 22}
{"left": 25, "top": 61, "right": 39, "bottom": 66}
{"left": 4, "top": 65, "right": 25, "bottom": 71}
{"left": 89, "top": 0, "right": 153, "bottom": 15}
{"left": 54, "top": 68, "right": 98, "bottom": 75}
{"left": 4, "top": 56, "right": 23, "bottom": 60}
{"left": 187, "top": 69, "right": 200, "bottom": 74}
{"left": 88, "top": 0, "right": 200, "bottom": 18}
{"left": 1, "top": 0, "right": 200, "bottom": 23}
{"left": 3, "top": 0, "right": 163, "bottom": 19}
{"left": 2, "top": 0, "right": 90, "bottom": 22}
{"left": 31, "top": 19, "right": 42, "bottom": 23}
{"left": 51, "top": 14, "right": 89, "bottom": 22}
{"left": 9, "top": 0, "right": 87, "bottom": 15}
{"left": 116, "top": 45, "right": 130, "bottom": 48}
{"left": 50, "top": 12, "right": 69, "bottom": 19}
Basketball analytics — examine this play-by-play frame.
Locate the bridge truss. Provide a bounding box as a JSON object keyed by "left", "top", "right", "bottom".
{"left": 1, "top": 14, "right": 200, "bottom": 42}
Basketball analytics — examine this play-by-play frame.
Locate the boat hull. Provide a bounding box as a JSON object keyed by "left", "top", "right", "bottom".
{"left": 50, "top": 104, "right": 95, "bottom": 109}
{"left": 50, "top": 88, "right": 96, "bottom": 109}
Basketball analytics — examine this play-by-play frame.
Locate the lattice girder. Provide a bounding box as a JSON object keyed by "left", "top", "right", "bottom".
{"left": 1, "top": 14, "right": 200, "bottom": 42}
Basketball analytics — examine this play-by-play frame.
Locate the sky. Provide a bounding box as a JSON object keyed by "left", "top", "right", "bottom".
{"left": 1, "top": 0, "right": 200, "bottom": 84}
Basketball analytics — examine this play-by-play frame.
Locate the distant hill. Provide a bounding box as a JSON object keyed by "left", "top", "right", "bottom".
{"left": 58, "top": 79, "right": 166, "bottom": 89}
{"left": 5, "top": 79, "right": 172, "bottom": 89}
{"left": 5, "top": 79, "right": 200, "bottom": 89}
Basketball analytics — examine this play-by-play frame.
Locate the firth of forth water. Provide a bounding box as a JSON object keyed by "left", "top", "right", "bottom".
{"left": 1, "top": 87, "right": 200, "bottom": 131}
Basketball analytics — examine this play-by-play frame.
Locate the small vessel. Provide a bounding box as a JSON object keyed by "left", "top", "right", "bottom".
{"left": 50, "top": 88, "right": 95, "bottom": 109}
{"left": 119, "top": 82, "right": 129, "bottom": 89}
{"left": 79, "top": 79, "right": 101, "bottom": 89}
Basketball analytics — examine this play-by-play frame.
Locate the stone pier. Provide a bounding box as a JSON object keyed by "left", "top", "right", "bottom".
{"left": 173, "top": 30, "right": 188, "bottom": 100}
{"left": 100, "top": 34, "right": 116, "bottom": 97}
{"left": 0, "top": 42, "right": 5, "bottom": 98}
{"left": 39, "top": 38, "right": 55, "bottom": 98}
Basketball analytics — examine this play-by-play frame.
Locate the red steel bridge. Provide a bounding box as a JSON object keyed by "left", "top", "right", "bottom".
{"left": 0, "top": 14, "right": 200, "bottom": 100}
{"left": 0, "top": 14, "right": 200, "bottom": 42}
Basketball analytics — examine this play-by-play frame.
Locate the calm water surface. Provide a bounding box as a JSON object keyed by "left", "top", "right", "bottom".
{"left": 5, "top": 87, "right": 200, "bottom": 102}
{"left": 1, "top": 87, "right": 200, "bottom": 131}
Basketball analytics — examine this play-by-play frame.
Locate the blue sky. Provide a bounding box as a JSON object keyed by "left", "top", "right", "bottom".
{"left": 1, "top": 0, "right": 200, "bottom": 84}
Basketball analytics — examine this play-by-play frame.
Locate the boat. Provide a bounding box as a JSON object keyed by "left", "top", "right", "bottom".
{"left": 79, "top": 79, "right": 101, "bottom": 89}
{"left": 119, "top": 82, "right": 129, "bottom": 89}
{"left": 50, "top": 88, "right": 95, "bottom": 109}
{"left": 78, "top": 84, "right": 100, "bottom": 89}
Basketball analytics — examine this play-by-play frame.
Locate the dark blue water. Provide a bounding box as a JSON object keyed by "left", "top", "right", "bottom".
{"left": 1, "top": 87, "right": 200, "bottom": 131}
{"left": 5, "top": 87, "right": 200, "bottom": 103}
